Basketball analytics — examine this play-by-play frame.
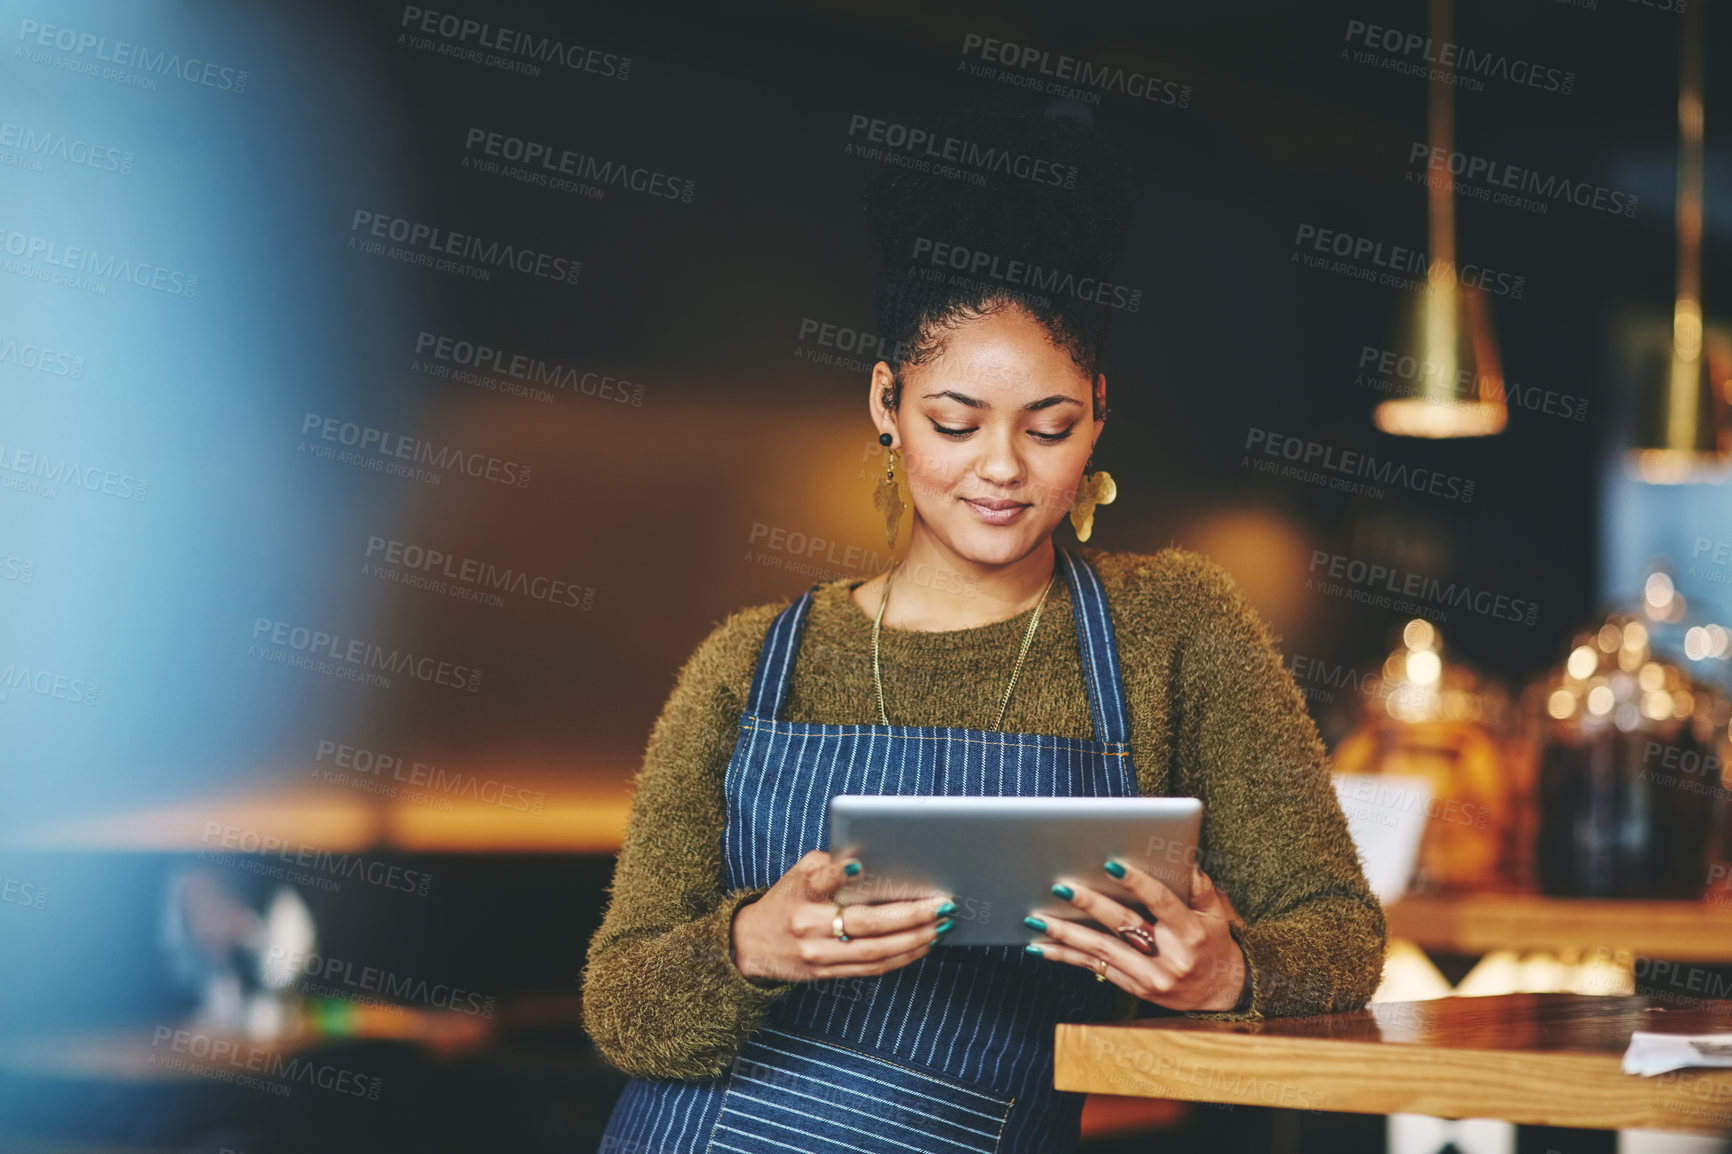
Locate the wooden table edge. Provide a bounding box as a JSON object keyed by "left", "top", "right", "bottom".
{"left": 1054, "top": 1023, "right": 1732, "bottom": 1134}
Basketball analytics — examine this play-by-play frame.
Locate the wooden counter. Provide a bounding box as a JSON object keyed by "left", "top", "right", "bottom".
{"left": 1055, "top": 993, "right": 1732, "bottom": 1134}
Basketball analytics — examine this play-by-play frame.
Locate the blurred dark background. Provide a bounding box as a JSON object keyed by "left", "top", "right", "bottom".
{"left": 1, "top": 0, "right": 1728, "bottom": 1151}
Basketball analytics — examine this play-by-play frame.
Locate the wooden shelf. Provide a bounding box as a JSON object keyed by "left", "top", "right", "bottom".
{"left": 2, "top": 784, "right": 633, "bottom": 854}
{"left": 1386, "top": 894, "right": 1732, "bottom": 962}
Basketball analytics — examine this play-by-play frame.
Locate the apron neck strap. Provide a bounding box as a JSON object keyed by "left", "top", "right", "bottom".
{"left": 1056, "top": 549, "right": 1131, "bottom": 746}
{"left": 744, "top": 588, "right": 814, "bottom": 720}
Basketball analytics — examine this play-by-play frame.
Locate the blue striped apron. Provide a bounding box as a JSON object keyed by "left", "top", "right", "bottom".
{"left": 599, "top": 549, "right": 1139, "bottom": 1154}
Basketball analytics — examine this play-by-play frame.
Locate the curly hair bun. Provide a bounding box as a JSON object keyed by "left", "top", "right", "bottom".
{"left": 861, "top": 101, "right": 1134, "bottom": 386}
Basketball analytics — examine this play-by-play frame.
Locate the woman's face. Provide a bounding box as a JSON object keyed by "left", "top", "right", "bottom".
{"left": 870, "top": 305, "right": 1104, "bottom": 569}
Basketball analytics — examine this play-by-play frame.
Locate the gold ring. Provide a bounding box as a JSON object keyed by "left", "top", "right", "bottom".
{"left": 1093, "top": 958, "right": 1108, "bottom": 982}
{"left": 832, "top": 904, "right": 850, "bottom": 943}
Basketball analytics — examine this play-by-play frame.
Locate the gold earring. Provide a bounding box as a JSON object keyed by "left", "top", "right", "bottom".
{"left": 873, "top": 435, "right": 906, "bottom": 550}
{"left": 1069, "top": 463, "right": 1116, "bottom": 543}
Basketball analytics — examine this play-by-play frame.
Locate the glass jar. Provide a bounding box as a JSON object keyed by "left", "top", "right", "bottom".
{"left": 1529, "top": 614, "right": 1731, "bottom": 898}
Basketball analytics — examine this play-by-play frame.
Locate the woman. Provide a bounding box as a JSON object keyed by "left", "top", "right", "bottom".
{"left": 582, "top": 108, "right": 1385, "bottom": 1153}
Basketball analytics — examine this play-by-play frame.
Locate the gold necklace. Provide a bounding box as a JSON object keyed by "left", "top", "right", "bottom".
{"left": 871, "top": 559, "right": 1059, "bottom": 729}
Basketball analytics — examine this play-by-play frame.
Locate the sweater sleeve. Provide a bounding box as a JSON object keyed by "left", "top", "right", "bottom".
{"left": 581, "top": 602, "right": 794, "bottom": 1079}
{"left": 1164, "top": 553, "right": 1387, "bottom": 1019}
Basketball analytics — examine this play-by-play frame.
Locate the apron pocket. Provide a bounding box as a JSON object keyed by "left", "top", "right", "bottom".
{"left": 706, "top": 1027, "right": 1014, "bottom": 1154}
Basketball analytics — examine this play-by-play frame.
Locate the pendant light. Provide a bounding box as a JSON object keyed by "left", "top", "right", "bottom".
{"left": 1627, "top": 0, "right": 1728, "bottom": 483}
{"left": 1374, "top": 0, "right": 1508, "bottom": 439}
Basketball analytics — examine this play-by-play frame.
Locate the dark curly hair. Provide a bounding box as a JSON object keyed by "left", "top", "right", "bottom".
{"left": 862, "top": 102, "right": 1133, "bottom": 416}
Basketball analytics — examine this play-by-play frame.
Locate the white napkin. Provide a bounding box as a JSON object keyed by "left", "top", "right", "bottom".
{"left": 1622, "top": 1031, "right": 1732, "bottom": 1076}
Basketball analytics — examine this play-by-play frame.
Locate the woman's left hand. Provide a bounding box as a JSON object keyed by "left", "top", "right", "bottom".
{"left": 1026, "top": 861, "right": 1249, "bottom": 1012}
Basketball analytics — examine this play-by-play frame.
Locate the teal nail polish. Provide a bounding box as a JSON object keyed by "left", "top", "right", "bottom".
{"left": 935, "top": 918, "right": 957, "bottom": 935}
{"left": 935, "top": 901, "right": 957, "bottom": 916}
{"left": 1023, "top": 915, "right": 1047, "bottom": 932}
{"left": 842, "top": 861, "right": 861, "bottom": 877}
{"left": 1103, "top": 860, "right": 1127, "bottom": 879}
{"left": 1025, "top": 944, "right": 1044, "bottom": 956}
{"left": 1050, "top": 883, "right": 1074, "bottom": 900}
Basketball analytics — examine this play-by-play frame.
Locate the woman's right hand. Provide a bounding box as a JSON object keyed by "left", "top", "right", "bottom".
{"left": 730, "top": 850, "right": 956, "bottom": 986}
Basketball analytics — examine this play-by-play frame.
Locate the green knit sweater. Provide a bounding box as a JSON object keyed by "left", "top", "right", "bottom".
{"left": 581, "top": 547, "right": 1386, "bottom": 1081}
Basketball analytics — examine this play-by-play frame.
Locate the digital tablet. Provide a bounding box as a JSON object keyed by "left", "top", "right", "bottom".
{"left": 828, "top": 795, "right": 1203, "bottom": 947}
